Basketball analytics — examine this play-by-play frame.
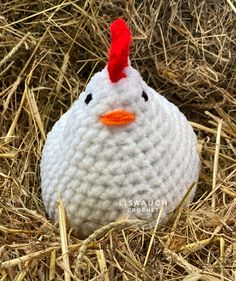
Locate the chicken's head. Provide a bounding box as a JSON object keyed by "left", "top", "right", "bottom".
{"left": 76, "top": 18, "right": 157, "bottom": 132}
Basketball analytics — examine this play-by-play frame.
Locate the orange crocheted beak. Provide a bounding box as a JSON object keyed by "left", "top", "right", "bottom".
{"left": 100, "top": 109, "right": 135, "bottom": 126}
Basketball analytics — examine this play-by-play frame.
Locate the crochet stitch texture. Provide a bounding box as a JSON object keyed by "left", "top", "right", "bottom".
{"left": 40, "top": 19, "right": 200, "bottom": 238}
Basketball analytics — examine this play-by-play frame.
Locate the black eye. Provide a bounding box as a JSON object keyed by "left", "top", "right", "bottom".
{"left": 142, "top": 91, "right": 148, "bottom": 102}
{"left": 85, "top": 93, "right": 92, "bottom": 104}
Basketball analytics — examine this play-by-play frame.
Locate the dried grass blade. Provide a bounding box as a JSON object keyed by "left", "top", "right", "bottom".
{"left": 57, "top": 200, "right": 71, "bottom": 281}
{"left": 0, "top": 225, "right": 35, "bottom": 234}
{"left": 0, "top": 32, "right": 30, "bottom": 68}
{"left": 226, "top": 0, "right": 236, "bottom": 14}
{"left": 96, "top": 249, "right": 110, "bottom": 281}
{"left": 177, "top": 237, "right": 218, "bottom": 254}
{"left": 143, "top": 206, "right": 163, "bottom": 268}
{"left": 211, "top": 119, "right": 223, "bottom": 210}
{"left": 49, "top": 249, "right": 56, "bottom": 281}
{"left": 0, "top": 247, "right": 54, "bottom": 270}
{"left": 0, "top": 153, "right": 15, "bottom": 158}
{"left": 4, "top": 79, "right": 27, "bottom": 142}
{"left": 26, "top": 87, "right": 46, "bottom": 140}
{"left": 190, "top": 121, "right": 229, "bottom": 138}
{"left": 2, "top": 76, "right": 22, "bottom": 115}
{"left": 56, "top": 53, "right": 70, "bottom": 94}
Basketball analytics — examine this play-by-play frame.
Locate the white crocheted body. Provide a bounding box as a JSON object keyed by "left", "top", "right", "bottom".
{"left": 40, "top": 66, "right": 200, "bottom": 238}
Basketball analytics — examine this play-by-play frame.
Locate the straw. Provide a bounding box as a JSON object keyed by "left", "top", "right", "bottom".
{"left": 1, "top": 0, "right": 235, "bottom": 279}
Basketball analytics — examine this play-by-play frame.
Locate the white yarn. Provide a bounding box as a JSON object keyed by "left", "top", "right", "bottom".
{"left": 40, "top": 65, "right": 200, "bottom": 238}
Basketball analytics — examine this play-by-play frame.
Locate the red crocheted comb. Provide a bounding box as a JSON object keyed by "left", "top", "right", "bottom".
{"left": 108, "top": 19, "right": 132, "bottom": 83}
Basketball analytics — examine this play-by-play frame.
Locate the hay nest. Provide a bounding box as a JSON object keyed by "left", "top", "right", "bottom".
{"left": 1, "top": 0, "right": 236, "bottom": 280}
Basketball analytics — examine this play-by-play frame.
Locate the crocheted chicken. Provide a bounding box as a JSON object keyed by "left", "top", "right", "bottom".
{"left": 41, "top": 19, "right": 200, "bottom": 238}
